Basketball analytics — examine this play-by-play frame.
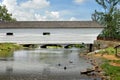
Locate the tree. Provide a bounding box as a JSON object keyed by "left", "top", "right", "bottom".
{"left": 0, "top": 5, "right": 16, "bottom": 22}
{"left": 92, "top": 0, "right": 120, "bottom": 40}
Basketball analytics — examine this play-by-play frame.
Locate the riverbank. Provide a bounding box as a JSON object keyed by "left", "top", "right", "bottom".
{"left": 83, "top": 48, "right": 120, "bottom": 80}
{"left": 0, "top": 48, "right": 97, "bottom": 80}
{"left": 94, "top": 53, "right": 120, "bottom": 80}
{"left": 0, "top": 43, "right": 22, "bottom": 58}
{"left": 80, "top": 53, "right": 105, "bottom": 79}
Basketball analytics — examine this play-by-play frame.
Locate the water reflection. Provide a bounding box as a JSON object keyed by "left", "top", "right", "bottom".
{"left": 0, "top": 48, "right": 97, "bottom": 80}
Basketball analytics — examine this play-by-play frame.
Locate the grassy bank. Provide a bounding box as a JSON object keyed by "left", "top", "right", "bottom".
{"left": 89, "top": 47, "right": 120, "bottom": 80}
{"left": 0, "top": 43, "right": 22, "bottom": 58}
{"left": 101, "top": 60, "right": 120, "bottom": 80}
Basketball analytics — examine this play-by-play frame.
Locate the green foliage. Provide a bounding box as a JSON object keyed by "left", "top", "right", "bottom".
{"left": 101, "top": 62, "right": 120, "bottom": 80}
{"left": 0, "top": 43, "right": 22, "bottom": 57}
{"left": 67, "top": 44, "right": 85, "bottom": 48}
{"left": 111, "top": 60, "right": 120, "bottom": 64}
{"left": 99, "top": 47, "right": 116, "bottom": 55}
{"left": 92, "top": 0, "right": 120, "bottom": 40}
{"left": 0, "top": 50, "right": 13, "bottom": 58}
{"left": 74, "top": 44, "right": 85, "bottom": 48}
{"left": 105, "top": 47, "right": 116, "bottom": 54}
{"left": 0, "top": 5, "right": 16, "bottom": 22}
{"left": 118, "top": 48, "right": 120, "bottom": 53}
{"left": 46, "top": 45, "right": 62, "bottom": 49}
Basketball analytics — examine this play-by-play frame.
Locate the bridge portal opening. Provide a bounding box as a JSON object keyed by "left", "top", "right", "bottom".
{"left": 64, "top": 44, "right": 85, "bottom": 49}
{"left": 22, "top": 44, "right": 38, "bottom": 48}
{"left": 40, "top": 44, "right": 62, "bottom": 49}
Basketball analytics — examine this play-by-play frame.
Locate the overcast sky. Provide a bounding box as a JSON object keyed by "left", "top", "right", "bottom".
{"left": 0, "top": 0, "right": 112, "bottom": 21}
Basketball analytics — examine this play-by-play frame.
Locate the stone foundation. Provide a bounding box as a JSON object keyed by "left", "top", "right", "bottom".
{"left": 94, "top": 40, "right": 120, "bottom": 50}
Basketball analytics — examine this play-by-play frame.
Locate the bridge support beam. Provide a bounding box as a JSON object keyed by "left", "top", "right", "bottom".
{"left": 88, "top": 44, "right": 93, "bottom": 52}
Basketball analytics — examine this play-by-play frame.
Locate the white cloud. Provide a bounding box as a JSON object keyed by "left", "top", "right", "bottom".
{"left": 0, "top": 0, "right": 62, "bottom": 21}
{"left": 46, "top": 11, "right": 60, "bottom": 19}
{"left": 21, "top": 0, "right": 50, "bottom": 9}
{"left": 34, "top": 11, "right": 60, "bottom": 21}
{"left": 74, "top": 0, "right": 85, "bottom": 4}
{"left": 70, "top": 17, "right": 78, "bottom": 21}
{"left": 0, "top": 0, "right": 85, "bottom": 21}
{"left": 35, "top": 14, "right": 47, "bottom": 21}
{"left": 2, "top": 0, "right": 18, "bottom": 12}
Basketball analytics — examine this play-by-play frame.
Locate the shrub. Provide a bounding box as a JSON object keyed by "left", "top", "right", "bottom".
{"left": 99, "top": 47, "right": 115, "bottom": 55}
{"left": 0, "top": 43, "right": 22, "bottom": 58}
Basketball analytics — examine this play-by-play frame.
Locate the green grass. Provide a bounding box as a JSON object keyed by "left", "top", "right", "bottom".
{"left": 0, "top": 43, "right": 22, "bottom": 58}
{"left": 99, "top": 47, "right": 117, "bottom": 55}
{"left": 94, "top": 46, "right": 120, "bottom": 80}
{"left": 101, "top": 60, "right": 120, "bottom": 80}
{"left": 110, "top": 60, "right": 120, "bottom": 64}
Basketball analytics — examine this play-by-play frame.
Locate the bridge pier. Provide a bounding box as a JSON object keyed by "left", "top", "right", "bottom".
{"left": 89, "top": 44, "right": 93, "bottom": 52}
{"left": 86, "top": 44, "right": 94, "bottom": 52}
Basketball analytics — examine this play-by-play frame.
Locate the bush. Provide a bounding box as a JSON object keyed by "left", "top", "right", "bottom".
{"left": 97, "top": 32, "right": 120, "bottom": 41}
{"left": 0, "top": 43, "right": 22, "bottom": 58}
{"left": 106, "top": 47, "right": 116, "bottom": 55}
{"left": 99, "top": 47, "right": 116, "bottom": 55}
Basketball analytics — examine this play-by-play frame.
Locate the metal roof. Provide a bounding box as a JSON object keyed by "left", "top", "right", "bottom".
{"left": 0, "top": 21, "right": 104, "bottom": 28}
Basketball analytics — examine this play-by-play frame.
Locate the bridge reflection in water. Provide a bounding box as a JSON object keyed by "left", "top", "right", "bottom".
{"left": 0, "top": 48, "right": 101, "bottom": 80}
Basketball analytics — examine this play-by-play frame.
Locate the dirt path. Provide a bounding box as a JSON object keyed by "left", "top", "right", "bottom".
{"left": 94, "top": 54, "right": 120, "bottom": 67}
{"left": 94, "top": 54, "right": 120, "bottom": 60}
{"left": 110, "top": 62, "right": 120, "bottom": 67}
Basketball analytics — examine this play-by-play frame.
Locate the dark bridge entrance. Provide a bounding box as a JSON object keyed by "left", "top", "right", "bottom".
{"left": 40, "top": 44, "right": 63, "bottom": 48}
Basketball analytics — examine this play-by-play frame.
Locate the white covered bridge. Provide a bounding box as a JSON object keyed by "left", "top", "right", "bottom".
{"left": 0, "top": 21, "right": 104, "bottom": 44}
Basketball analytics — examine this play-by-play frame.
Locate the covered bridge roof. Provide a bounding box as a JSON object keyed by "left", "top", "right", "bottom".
{"left": 0, "top": 21, "right": 104, "bottom": 29}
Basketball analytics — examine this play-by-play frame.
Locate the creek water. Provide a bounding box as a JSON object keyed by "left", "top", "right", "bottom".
{"left": 0, "top": 48, "right": 101, "bottom": 80}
